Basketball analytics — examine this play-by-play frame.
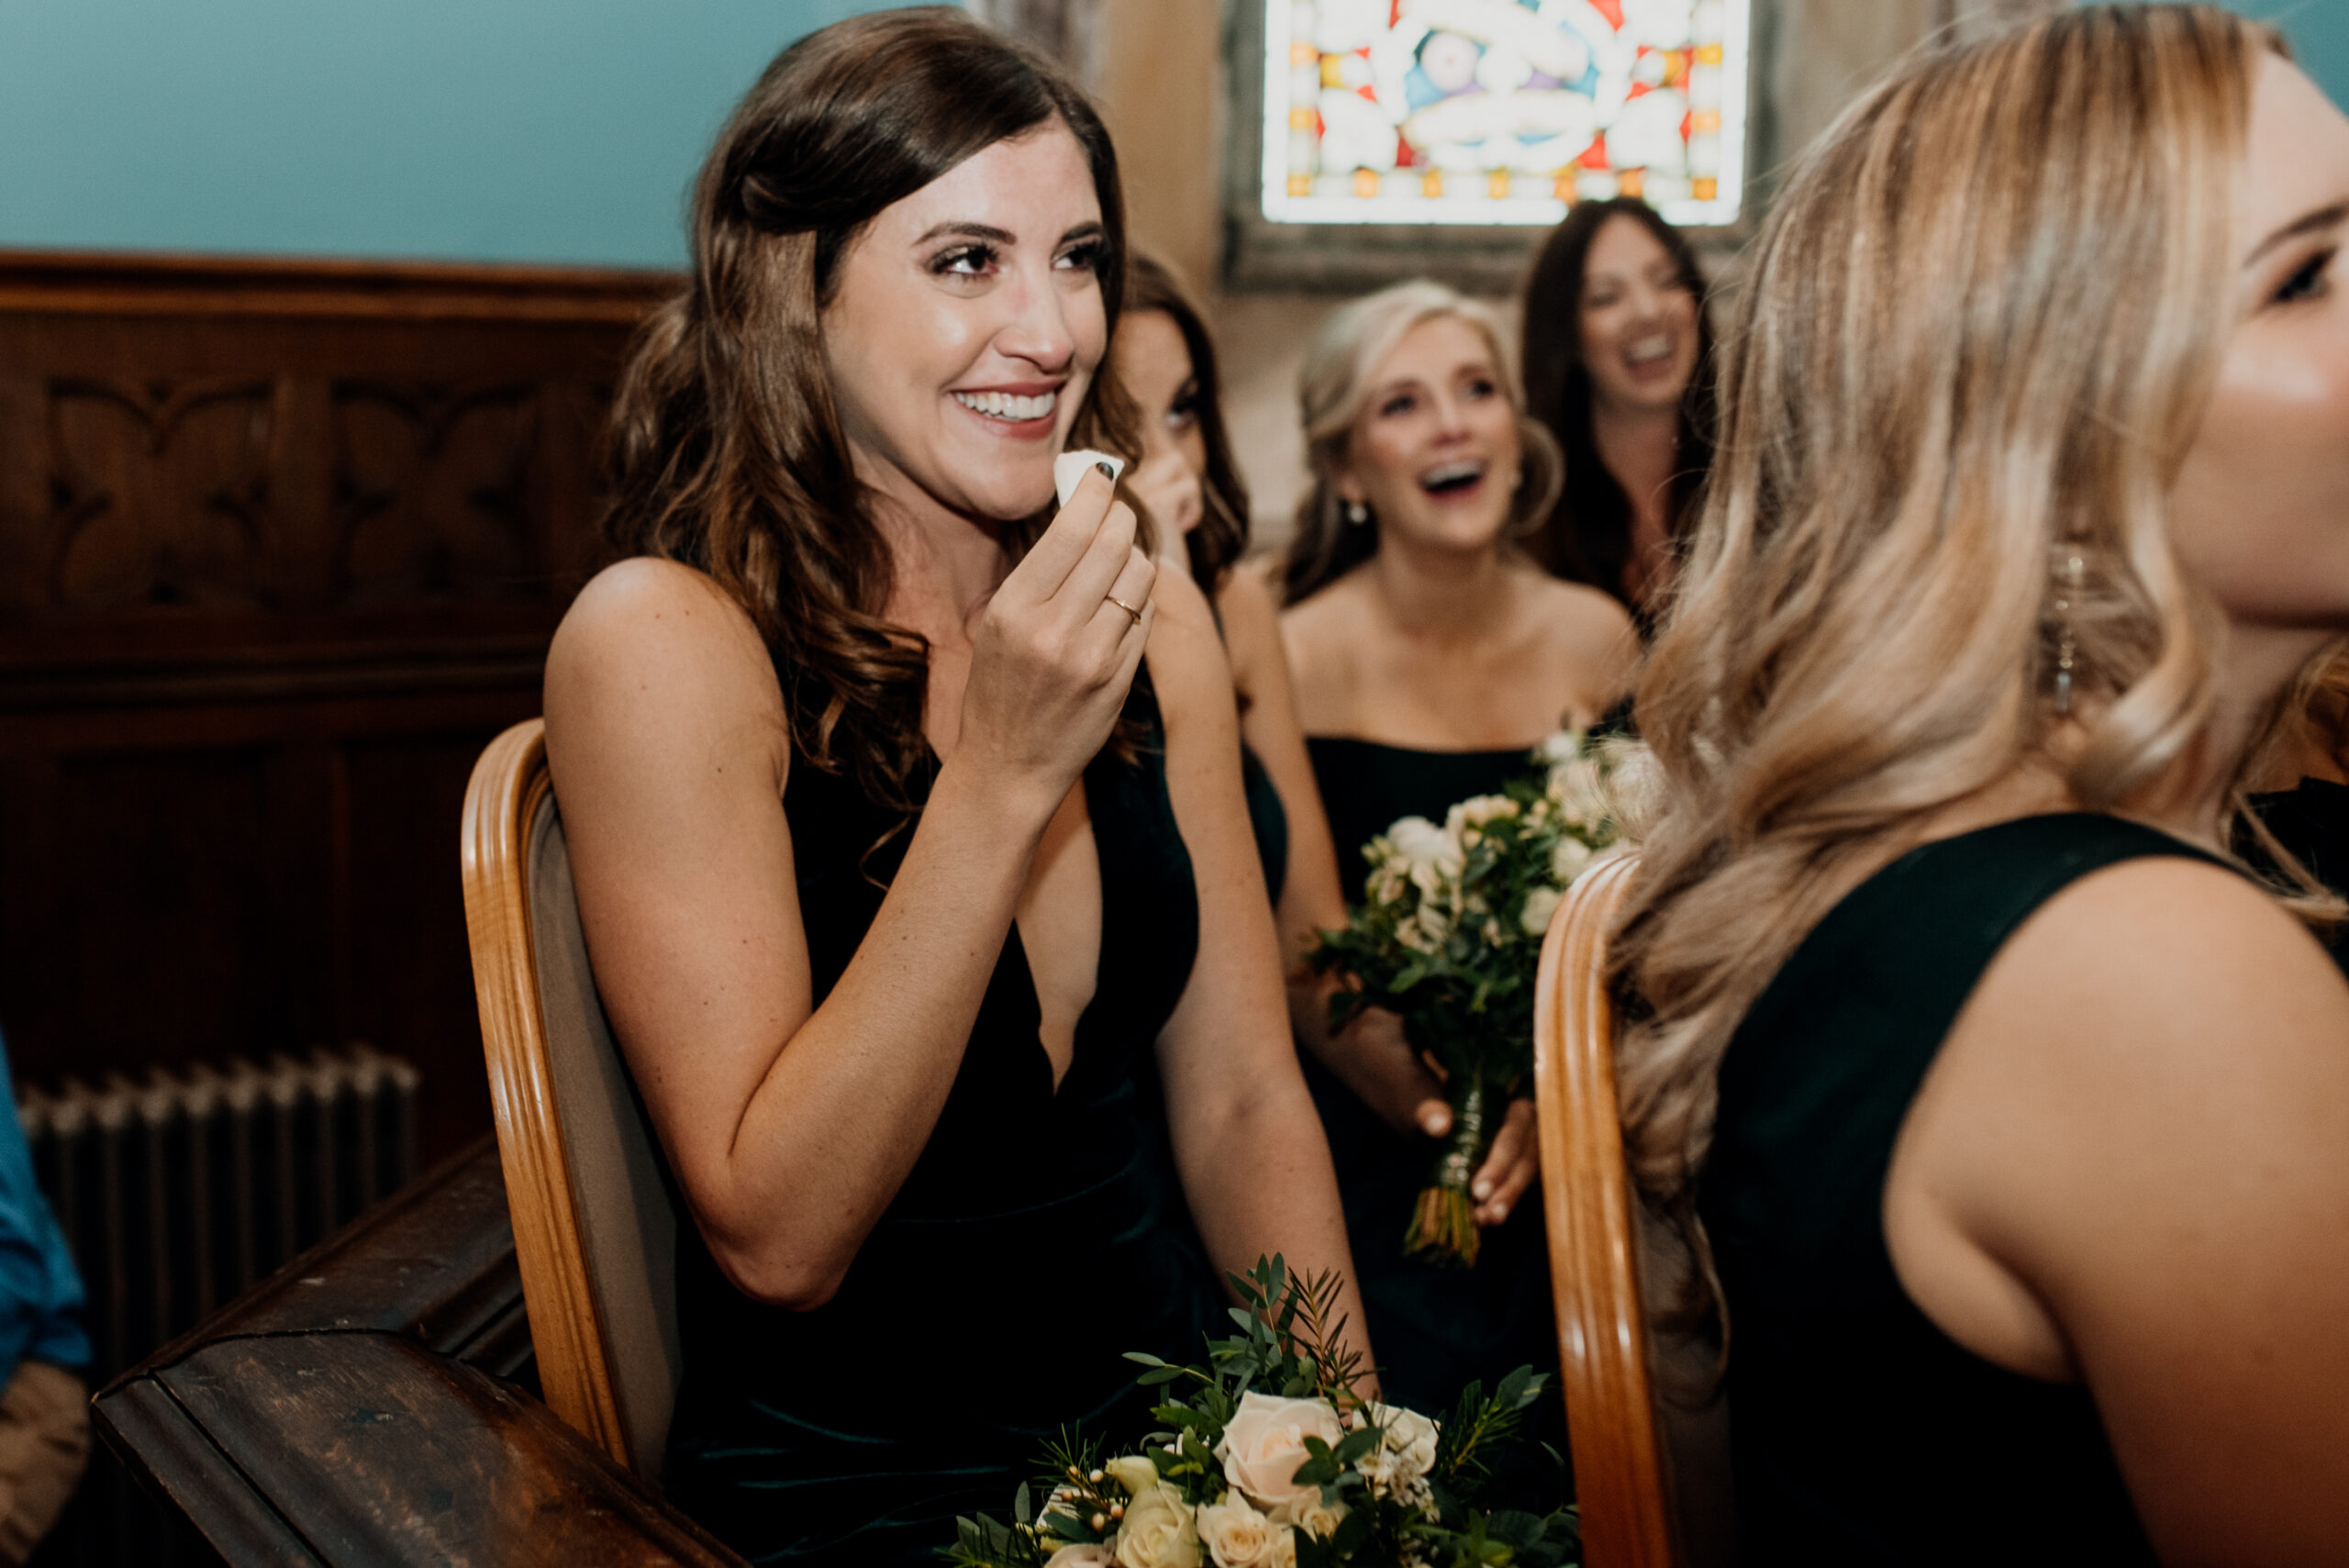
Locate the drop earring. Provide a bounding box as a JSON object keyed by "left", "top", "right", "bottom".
{"left": 1344, "top": 501, "right": 1370, "bottom": 527}
{"left": 2050, "top": 547, "right": 2085, "bottom": 716}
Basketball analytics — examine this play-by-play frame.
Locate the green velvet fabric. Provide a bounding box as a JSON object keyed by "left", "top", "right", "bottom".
{"left": 1701, "top": 813, "right": 2222, "bottom": 1564}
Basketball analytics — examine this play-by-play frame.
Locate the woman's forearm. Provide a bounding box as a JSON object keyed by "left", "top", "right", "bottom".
{"left": 1174, "top": 1071, "right": 1378, "bottom": 1391}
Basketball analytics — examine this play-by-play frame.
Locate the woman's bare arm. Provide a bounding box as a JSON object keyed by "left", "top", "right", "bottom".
{"left": 545, "top": 478, "right": 1155, "bottom": 1309}
{"left": 1887, "top": 858, "right": 2349, "bottom": 1564}
{"left": 1152, "top": 566, "right": 1375, "bottom": 1373}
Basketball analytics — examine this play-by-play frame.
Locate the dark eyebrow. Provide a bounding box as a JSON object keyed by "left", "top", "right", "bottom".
{"left": 1059, "top": 221, "right": 1106, "bottom": 245}
{"left": 2245, "top": 199, "right": 2349, "bottom": 266}
{"left": 914, "top": 222, "right": 1015, "bottom": 246}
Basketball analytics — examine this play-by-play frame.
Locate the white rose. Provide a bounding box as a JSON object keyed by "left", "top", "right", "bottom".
{"left": 1519, "top": 884, "right": 1563, "bottom": 937}
{"left": 1196, "top": 1496, "right": 1278, "bottom": 1568}
{"left": 1109, "top": 1468, "right": 1199, "bottom": 1568}
{"left": 1386, "top": 816, "right": 1463, "bottom": 898}
{"left": 1370, "top": 1404, "right": 1440, "bottom": 1485}
{"left": 1458, "top": 795, "right": 1520, "bottom": 828}
{"left": 1268, "top": 1496, "right": 1347, "bottom": 1540}
{"left": 1534, "top": 729, "right": 1585, "bottom": 767}
{"left": 1215, "top": 1392, "right": 1346, "bottom": 1512}
{"left": 1050, "top": 1547, "right": 1120, "bottom": 1568}
{"left": 1550, "top": 835, "right": 1595, "bottom": 884}
{"left": 1404, "top": 902, "right": 1453, "bottom": 954}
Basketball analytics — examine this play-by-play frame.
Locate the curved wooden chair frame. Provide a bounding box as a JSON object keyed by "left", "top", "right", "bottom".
{"left": 461, "top": 717, "right": 681, "bottom": 1479}
{"left": 1533, "top": 850, "right": 1675, "bottom": 1567}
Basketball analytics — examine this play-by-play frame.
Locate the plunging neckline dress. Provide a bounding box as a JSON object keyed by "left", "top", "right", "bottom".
{"left": 663, "top": 674, "right": 1222, "bottom": 1568}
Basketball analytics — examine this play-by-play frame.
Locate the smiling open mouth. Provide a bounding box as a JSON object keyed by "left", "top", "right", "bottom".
{"left": 1419, "top": 460, "right": 1486, "bottom": 495}
{"left": 1625, "top": 334, "right": 1676, "bottom": 367}
{"left": 953, "top": 389, "right": 1057, "bottom": 422}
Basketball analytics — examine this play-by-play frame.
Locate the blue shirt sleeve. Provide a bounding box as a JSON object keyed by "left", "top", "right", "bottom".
{"left": 0, "top": 1033, "right": 90, "bottom": 1374}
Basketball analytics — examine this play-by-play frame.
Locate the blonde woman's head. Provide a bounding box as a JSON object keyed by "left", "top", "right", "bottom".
{"left": 1282, "top": 281, "right": 1561, "bottom": 602}
{"left": 1615, "top": 6, "right": 2328, "bottom": 1220}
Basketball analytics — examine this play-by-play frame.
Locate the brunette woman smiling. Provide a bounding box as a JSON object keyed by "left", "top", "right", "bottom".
{"left": 1520, "top": 196, "right": 1717, "bottom": 624}
{"left": 542, "top": 14, "right": 1367, "bottom": 1564}
{"left": 1278, "top": 282, "right": 1635, "bottom": 1452}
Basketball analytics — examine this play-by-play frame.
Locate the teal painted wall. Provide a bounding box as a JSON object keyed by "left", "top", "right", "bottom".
{"left": 2227, "top": 1, "right": 2349, "bottom": 107}
{"left": 0, "top": 0, "right": 906, "bottom": 267}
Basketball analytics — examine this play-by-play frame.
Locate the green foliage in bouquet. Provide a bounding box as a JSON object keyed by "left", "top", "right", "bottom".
{"left": 942, "top": 1257, "right": 1578, "bottom": 1568}
{"left": 1309, "top": 733, "right": 1627, "bottom": 1267}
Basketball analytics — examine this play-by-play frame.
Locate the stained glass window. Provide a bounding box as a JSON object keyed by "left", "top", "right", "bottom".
{"left": 1261, "top": 0, "right": 1752, "bottom": 228}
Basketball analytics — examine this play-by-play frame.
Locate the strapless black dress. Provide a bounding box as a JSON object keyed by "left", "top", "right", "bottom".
{"left": 664, "top": 677, "right": 1223, "bottom": 1568}
{"left": 1301, "top": 735, "right": 1564, "bottom": 1502}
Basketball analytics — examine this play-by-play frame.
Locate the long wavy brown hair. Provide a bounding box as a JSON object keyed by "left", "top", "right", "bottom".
{"left": 1520, "top": 196, "right": 1718, "bottom": 619}
{"left": 1609, "top": 6, "right": 2314, "bottom": 1313}
{"left": 603, "top": 7, "right": 1137, "bottom": 818}
{"left": 1124, "top": 252, "right": 1251, "bottom": 593}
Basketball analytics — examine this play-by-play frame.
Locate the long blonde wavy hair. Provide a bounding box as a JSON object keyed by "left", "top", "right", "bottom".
{"left": 1610, "top": 6, "right": 2310, "bottom": 1241}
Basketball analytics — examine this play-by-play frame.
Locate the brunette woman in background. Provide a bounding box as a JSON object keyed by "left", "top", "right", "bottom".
{"left": 542, "top": 16, "right": 1367, "bottom": 1563}
{"left": 1277, "top": 280, "right": 1635, "bottom": 1456}
{"left": 1520, "top": 196, "right": 1717, "bottom": 625}
{"left": 1112, "top": 252, "right": 1341, "bottom": 921}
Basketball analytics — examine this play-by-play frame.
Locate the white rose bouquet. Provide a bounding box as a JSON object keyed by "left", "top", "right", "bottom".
{"left": 1309, "top": 731, "right": 1629, "bottom": 1267}
{"left": 942, "top": 1257, "right": 1577, "bottom": 1568}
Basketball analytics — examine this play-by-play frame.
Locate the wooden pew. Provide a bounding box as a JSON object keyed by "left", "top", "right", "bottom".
{"left": 92, "top": 1137, "right": 744, "bottom": 1566}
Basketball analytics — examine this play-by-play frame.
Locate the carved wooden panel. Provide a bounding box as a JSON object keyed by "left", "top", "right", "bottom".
{"left": 335, "top": 381, "right": 542, "bottom": 604}
{"left": 45, "top": 377, "right": 276, "bottom": 612}
{"left": 0, "top": 251, "right": 675, "bottom": 1168}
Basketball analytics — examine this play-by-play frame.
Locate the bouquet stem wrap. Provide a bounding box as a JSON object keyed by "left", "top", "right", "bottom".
{"left": 1406, "top": 1068, "right": 1488, "bottom": 1268}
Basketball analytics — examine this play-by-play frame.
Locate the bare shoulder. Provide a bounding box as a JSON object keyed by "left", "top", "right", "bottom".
{"left": 546, "top": 557, "right": 787, "bottom": 784}
{"left": 1905, "top": 849, "right": 2349, "bottom": 1552}
{"left": 1900, "top": 850, "right": 2349, "bottom": 1360}
{"left": 1974, "top": 851, "right": 2347, "bottom": 1060}
{"left": 1145, "top": 562, "right": 1238, "bottom": 731}
{"left": 1522, "top": 571, "right": 1637, "bottom": 664}
{"left": 1213, "top": 562, "right": 1286, "bottom": 702}
{"left": 1277, "top": 573, "right": 1370, "bottom": 703}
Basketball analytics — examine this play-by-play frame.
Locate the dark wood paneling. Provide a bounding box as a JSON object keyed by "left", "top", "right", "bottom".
{"left": 0, "top": 250, "right": 677, "bottom": 1165}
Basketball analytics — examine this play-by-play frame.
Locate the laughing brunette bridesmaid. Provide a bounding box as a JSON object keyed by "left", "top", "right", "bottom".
{"left": 541, "top": 16, "right": 1368, "bottom": 1564}
{"left": 1520, "top": 197, "right": 1718, "bottom": 626}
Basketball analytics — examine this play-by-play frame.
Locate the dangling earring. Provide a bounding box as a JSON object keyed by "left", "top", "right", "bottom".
{"left": 1344, "top": 501, "right": 1370, "bottom": 527}
{"left": 2050, "top": 547, "right": 2086, "bottom": 716}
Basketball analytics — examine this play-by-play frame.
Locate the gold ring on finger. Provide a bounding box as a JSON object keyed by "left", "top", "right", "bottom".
{"left": 1107, "top": 594, "right": 1144, "bottom": 625}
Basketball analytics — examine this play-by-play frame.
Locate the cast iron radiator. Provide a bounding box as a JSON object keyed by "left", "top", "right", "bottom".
{"left": 17, "top": 1045, "right": 419, "bottom": 1568}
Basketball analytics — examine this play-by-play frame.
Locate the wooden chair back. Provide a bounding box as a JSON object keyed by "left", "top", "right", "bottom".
{"left": 1532, "top": 851, "right": 1675, "bottom": 1567}
{"left": 462, "top": 718, "right": 684, "bottom": 1480}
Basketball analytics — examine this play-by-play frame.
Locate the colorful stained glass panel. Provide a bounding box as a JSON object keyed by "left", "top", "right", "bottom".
{"left": 1262, "top": 0, "right": 1751, "bottom": 227}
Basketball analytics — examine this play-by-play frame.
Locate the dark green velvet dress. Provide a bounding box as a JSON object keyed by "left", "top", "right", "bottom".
{"left": 1700, "top": 813, "right": 2223, "bottom": 1565}
{"left": 663, "top": 677, "right": 1222, "bottom": 1568}
{"left": 1301, "top": 735, "right": 1564, "bottom": 1503}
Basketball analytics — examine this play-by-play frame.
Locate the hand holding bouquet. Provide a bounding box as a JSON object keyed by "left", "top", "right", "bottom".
{"left": 943, "top": 1257, "right": 1578, "bottom": 1568}
{"left": 1309, "top": 732, "right": 1629, "bottom": 1268}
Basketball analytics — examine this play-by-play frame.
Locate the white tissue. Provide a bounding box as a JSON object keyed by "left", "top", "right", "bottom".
{"left": 1053, "top": 449, "right": 1125, "bottom": 508}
